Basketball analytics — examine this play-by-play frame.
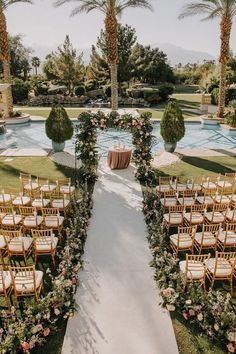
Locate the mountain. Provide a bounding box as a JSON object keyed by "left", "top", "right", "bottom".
{"left": 151, "top": 42, "right": 216, "bottom": 66}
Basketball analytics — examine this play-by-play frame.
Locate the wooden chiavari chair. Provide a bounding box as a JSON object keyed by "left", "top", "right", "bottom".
{"left": 204, "top": 203, "right": 228, "bottom": 224}
{"left": 42, "top": 208, "right": 64, "bottom": 233}
{"left": 0, "top": 206, "right": 23, "bottom": 230}
{"left": 196, "top": 189, "right": 215, "bottom": 208}
{"left": 163, "top": 205, "right": 185, "bottom": 230}
{"left": 179, "top": 253, "right": 210, "bottom": 291}
{"left": 217, "top": 223, "right": 236, "bottom": 252}
{"left": 178, "top": 190, "right": 196, "bottom": 208}
{"left": 19, "top": 206, "right": 43, "bottom": 233}
{"left": 194, "top": 223, "right": 221, "bottom": 254}
{"left": 37, "top": 177, "right": 57, "bottom": 194}
{"left": 9, "top": 188, "right": 31, "bottom": 208}
{"left": 170, "top": 226, "right": 196, "bottom": 256}
{"left": 184, "top": 204, "right": 206, "bottom": 226}
{"left": 160, "top": 190, "right": 177, "bottom": 209}
{"left": 56, "top": 178, "right": 75, "bottom": 199}
{"left": 201, "top": 176, "right": 217, "bottom": 192}
{"left": 186, "top": 177, "right": 202, "bottom": 192}
{"left": 31, "top": 229, "right": 58, "bottom": 265}
{"left": 30, "top": 190, "right": 50, "bottom": 210}
{"left": 50, "top": 190, "right": 70, "bottom": 215}
{"left": 4, "top": 229, "right": 33, "bottom": 265}
{"left": 10, "top": 265, "right": 43, "bottom": 302}
{"left": 0, "top": 188, "right": 12, "bottom": 206}
{"left": 225, "top": 205, "right": 236, "bottom": 223}
{"left": 171, "top": 178, "right": 188, "bottom": 193}
{"left": 19, "top": 173, "right": 39, "bottom": 193}
{"left": 206, "top": 251, "right": 236, "bottom": 294}
{"left": 0, "top": 266, "right": 13, "bottom": 309}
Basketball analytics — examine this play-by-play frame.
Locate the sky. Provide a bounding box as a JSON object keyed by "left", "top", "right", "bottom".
{"left": 5, "top": 0, "right": 236, "bottom": 56}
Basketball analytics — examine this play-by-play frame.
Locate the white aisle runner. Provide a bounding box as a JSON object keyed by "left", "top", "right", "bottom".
{"left": 62, "top": 162, "right": 179, "bottom": 354}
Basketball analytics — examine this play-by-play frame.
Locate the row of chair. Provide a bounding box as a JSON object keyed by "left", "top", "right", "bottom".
{"left": 170, "top": 223, "right": 236, "bottom": 256}
{"left": 180, "top": 252, "right": 236, "bottom": 294}
{"left": 0, "top": 229, "right": 58, "bottom": 266}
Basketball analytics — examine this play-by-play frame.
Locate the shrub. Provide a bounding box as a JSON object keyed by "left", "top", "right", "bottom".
{"left": 158, "top": 83, "right": 175, "bottom": 101}
{"left": 48, "top": 86, "right": 67, "bottom": 95}
{"left": 104, "top": 85, "right": 111, "bottom": 97}
{"left": 12, "top": 78, "right": 30, "bottom": 103}
{"left": 143, "top": 89, "right": 161, "bottom": 105}
{"left": 160, "top": 100, "right": 185, "bottom": 144}
{"left": 211, "top": 87, "right": 236, "bottom": 105}
{"left": 45, "top": 104, "right": 74, "bottom": 143}
{"left": 85, "top": 80, "right": 97, "bottom": 92}
{"left": 225, "top": 100, "right": 236, "bottom": 127}
{"left": 75, "top": 85, "right": 85, "bottom": 96}
{"left": 211, "top": 87, "right": 219, "bottom": 105}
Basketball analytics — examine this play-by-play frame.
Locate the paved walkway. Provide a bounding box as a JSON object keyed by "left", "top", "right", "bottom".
{"left": 62, "top": 163, "right": 178, "bottom": 354}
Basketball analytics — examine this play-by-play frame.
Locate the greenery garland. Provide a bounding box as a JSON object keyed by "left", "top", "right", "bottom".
{"left": 0, "top": 189, "right": 93, "bottom": 354}
{"left": 75, "top": 110, "right": 156, "bottom": 186}
{"left": 142, "top": 190, "right": 236, "bottom": 354}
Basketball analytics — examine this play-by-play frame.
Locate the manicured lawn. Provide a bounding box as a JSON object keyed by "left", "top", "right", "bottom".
{"left": 0, "top": 156, "right": 76, "bottom": 189}
{"left": 155, "top": 155, "right": 236, "bottom": 181}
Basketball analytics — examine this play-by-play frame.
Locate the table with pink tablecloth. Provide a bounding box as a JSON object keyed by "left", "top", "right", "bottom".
{"left": 107, "top": 148, "right": 132, "bottom": 170}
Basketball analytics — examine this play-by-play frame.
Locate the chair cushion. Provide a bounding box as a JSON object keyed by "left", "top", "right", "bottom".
{"left": 160, "top": 198, "right": 176, "bottom": 207}
{"left": 187, "top": 183, "right": 202, "bottom": 191}
{"left": 51, "top": 199, "right": 70, "bottom": 209}
{"left": 24, "top": 182, "right": 39, "bottom": 190}
{"left": 40, "top": 184, "right": 57, "bottom": 192}
{"left": 226, "top": 210, "right": 236, "bottom": 222}
{"left": 0, "top": 235, "right": 6, "bottom": 249}
{"left": 23, "top": 216, "right": 43, "bottom": 228}
{"left": 163, "top": 213, "right": 183, "bottom": 225}
{"left": 35, "top": 236, "right": 58, "bottom": 251}
{"left": 179, "top": 260, "right": 205, "bottom": 279}
{"left": 214, "top": 195, "right": 230, "bottom": 204}
{"left": 44, "top": 216, "right": 64, "bottom": 228}
{"left": 195, "top": 232, "right": 216, "bottom": 246}
{"left": 9, "top": 237, "right": 33, "bottom": 252}
{"left": 171, "top": 184, "right": 187, "bottom": 192}
{"left": 0, "top": 271, "right": 12, "bottom": 291}
{"left": 158, "top": 185, "right": 171, "bottom": 193}
{"left": 60, "top": 185, "right": 75, "bottom": 194}
{"left": 185, "top": 212, "right": 204, "bottom": 224}
{"left": 0, "top": 194, "right": 11, "bottom": 204}
{"left": 178, "top": 197, "right": 195, "bottom": 206}
{"left": 14, "top": 270, "right": 43, "bottom": 292}
{"left": 32, "top": 199, "right": 50, "bottom": 208}
{"left": 13, "top": 196, "right": 30, "bottom": 206}
{"left": 2, "top": 215, "right": 22, "bottom": 225}
{"left": 218, "top": 231, "right": 236, "bottom": 245}
{"left": 170, "top": 233, "right": 192, "bottom": 248}
{"left": 196, "top": 196, "right": 213, "bottom": 205}
{"left": 217, "top": 181, "right": 232, "bottom": 188}
{"left": 204, "top": 211, "right": 225, "bottom": 223}
{"left": 207, "top": 258, "right": 232, "bottom": 277}
{"left": 202, "top": 182, "right": 217, "bottom": 189}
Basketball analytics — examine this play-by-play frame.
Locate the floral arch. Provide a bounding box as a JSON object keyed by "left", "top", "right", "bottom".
{"left": 75, "top": 110, "right": 156, "bottom": 185}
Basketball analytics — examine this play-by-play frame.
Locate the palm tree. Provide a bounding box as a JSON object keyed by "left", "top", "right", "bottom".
{"left": 179, "top": 0, "right": 236, "bottom": 118}
{"left": 54, "top": 0, "right": 153, "bottom": 111}
{"left": 0, "top": 0, "right": 32, "bottom": 117}
{"left": 31, "top": 56, "right": 40, "bottom": 75}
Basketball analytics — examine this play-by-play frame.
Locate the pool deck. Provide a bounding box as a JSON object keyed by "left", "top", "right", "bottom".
{"left": 0, "top": 148, "right": 235, "bottom": 158}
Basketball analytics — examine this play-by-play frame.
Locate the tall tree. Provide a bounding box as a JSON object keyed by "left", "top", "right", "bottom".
{"left": 86, "top": 45, "right": 110, "bottom": 87}
{"left": 31, "top": 56, "right": 40, "bottom": 75}
{"left": 54, "top": 0, "right": 152, "bottom": 111}
{"left": 179, "top": 0, "right": 236, "bottom": 118}
{"left": 43, "top": 35, "right": 84, "bottom": 95}
{"left": 0, "top": 0, "right": 32, "bottom": 117}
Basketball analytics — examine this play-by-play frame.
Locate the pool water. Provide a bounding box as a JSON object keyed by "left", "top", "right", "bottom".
{"left": 1, "top": 122, "right": 236, "bottom": 156}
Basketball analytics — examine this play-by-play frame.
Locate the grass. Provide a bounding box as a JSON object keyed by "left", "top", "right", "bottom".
{"left": 155, "top": 155, "right": 236, "bottom": 181}
{"left": 0, "top": 156, "right": 76, "bottom": 189}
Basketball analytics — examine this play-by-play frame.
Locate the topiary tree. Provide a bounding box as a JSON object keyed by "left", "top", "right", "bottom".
{"left": 45, "top": 104, "right": 74, "bottom": 146}
{"left": 160, "top": 100, "right": 185, "bottom": 152}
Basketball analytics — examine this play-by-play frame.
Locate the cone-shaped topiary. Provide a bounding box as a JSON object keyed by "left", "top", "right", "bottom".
{"left": 45, "top": 104, "right": 74, "bottom": 143}
{"left": 160, "top": 100, "right": 185, "bottom": 144}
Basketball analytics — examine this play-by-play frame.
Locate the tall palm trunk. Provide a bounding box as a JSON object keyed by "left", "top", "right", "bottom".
{"left": 217, "top": 16, "right": 232, "bottom": 118}
{"left": 0, "top": 10, "right": 13, "bottom": 117}
{"left": 105, "top": 10, "right": 119, "bottom": 111}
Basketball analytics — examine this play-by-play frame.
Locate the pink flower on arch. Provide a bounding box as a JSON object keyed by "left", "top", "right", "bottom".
{"left": 21, "top": 342, "right": 30, "bottom": 352}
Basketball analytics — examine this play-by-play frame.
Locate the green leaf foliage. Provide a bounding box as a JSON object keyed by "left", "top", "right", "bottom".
{"left": 160, "top": 100, "right": 185, "bottom": 144}
{"left": 45, "top": 104, "right": 74, "bottom": 143}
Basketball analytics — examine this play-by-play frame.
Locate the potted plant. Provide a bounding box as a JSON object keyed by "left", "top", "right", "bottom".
{"left": 160, "top": 100, "right": 185, "bottom": 153}
{"left": 45, "top": 104, "right": 74, "bottom": 152}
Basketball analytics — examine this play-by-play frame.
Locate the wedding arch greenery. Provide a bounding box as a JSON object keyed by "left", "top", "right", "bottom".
{"left": 75, "top": 110, "right": 156, "bottom": 185}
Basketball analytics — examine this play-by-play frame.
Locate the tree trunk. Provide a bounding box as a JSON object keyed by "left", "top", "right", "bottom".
{"left": 217, "top": 16, "right": 232, "bottom": 118}
{"left": 110, "top": 61, "right": 118, "bottom": 110}
{"left": 105, "top": 11, "right": 119, "bottom": 112}
{"left": 0, "top": 10, "right": 13, "bottom": 117}
{"left": 35, "top": 67, "right": 38, "bottom": 76}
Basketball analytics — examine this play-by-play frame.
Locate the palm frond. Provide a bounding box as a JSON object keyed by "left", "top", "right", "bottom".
{"left": 0, "top": 0, "right": 33, "bottom": 10}
{"left": 178, "top": 1, "right": 219, "bottom": 20}
{"left": 117, "top": 0, "right": 153, "bottom": 13}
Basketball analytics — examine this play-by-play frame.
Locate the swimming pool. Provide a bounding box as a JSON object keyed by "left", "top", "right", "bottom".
{"left": 1, "top": 121, "right": 236, "bottom": 156}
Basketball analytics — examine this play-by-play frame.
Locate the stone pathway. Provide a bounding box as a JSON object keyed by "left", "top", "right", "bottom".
{"left": 62, "top": 162, "right": 178, "bottom": 354}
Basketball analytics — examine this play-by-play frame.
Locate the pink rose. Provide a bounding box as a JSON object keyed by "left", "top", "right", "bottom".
{"left": 189, "top": 309, "right": 196, "bottom": 317}
{"left": 182, "top": 311, "right": 189, "bottom": 320}
{"left": 43, "top": 327, "right": 50, "bottom": 337}
{"left": 21, "top": 342, "right": 30, "bottom": 352}
{"left": 227, "top": 343, "right": 236, "bottom": 353}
